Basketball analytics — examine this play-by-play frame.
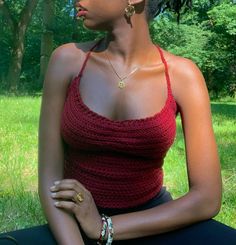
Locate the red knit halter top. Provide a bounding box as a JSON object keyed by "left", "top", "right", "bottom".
{"left": 61, "top": 40, "right": 178, "bottom": 209}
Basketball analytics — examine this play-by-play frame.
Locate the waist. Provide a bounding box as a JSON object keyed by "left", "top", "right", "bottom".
{"left": 64, "top": 156, "right": 164, "bottom": 209}
{"left": 97, "top": 186, "right": 173, "bottom": 216}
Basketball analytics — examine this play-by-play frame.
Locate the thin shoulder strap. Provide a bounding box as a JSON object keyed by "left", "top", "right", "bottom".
{"left": 156, "top": 46, "right": 172, "bottom": 95}
{"left": 77, "top": 39, "right": 103, "bottom": 78}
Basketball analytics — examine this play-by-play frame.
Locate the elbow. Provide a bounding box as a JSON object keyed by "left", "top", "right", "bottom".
{"left": 196, "top": 193, "right": 222, "bottom": 220}
{"left": 205, "top": 200, "right": 221, "bottom": 219}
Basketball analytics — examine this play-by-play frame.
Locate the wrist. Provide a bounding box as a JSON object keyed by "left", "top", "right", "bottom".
{"left": 97, "top": 214, "right": 114, "bottom": 245}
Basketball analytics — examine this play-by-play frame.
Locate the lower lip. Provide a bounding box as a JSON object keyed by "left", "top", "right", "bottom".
{"left": 77, "top": 10, "right": 88, "bottom": 18}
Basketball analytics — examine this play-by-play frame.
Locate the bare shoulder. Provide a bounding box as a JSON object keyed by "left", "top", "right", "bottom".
{"left": 50, "top": 41, "right": 96, "bottom": 77}
{"left": 161, "top": 49, "right": 209, "bottom": 108}
{"left": 54, "top": 40, "right": 96, "bottom": 58}
{"left": 44, "top": 40, "right": 97, "bottom": 91}
{"left": 161, "top": 49, "right": 206, "bottom": 89}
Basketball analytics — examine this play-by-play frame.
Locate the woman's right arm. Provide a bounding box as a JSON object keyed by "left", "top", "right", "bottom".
{"left": 38, "top": 45, "right": 84, "bottom": 245}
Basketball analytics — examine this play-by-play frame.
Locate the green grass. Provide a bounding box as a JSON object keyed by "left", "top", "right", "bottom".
{"left": 0, "top": 96, "right": 235, "bottom": 233}
{"left": 164, "top": 101, "right": 236, "bottom": 228}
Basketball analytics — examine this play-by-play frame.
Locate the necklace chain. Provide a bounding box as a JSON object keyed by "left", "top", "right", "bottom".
{"left": 104, "top": 49, "right": 151, "bottom": 89}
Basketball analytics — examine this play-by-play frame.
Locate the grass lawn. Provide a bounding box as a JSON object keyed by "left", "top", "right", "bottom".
{"left": 0, "top": 95, "right": 235, "bottom": 233}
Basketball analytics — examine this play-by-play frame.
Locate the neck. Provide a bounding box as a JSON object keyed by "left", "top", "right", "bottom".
{"left": 100, "top": 16, "right": 155, "bottom": 67}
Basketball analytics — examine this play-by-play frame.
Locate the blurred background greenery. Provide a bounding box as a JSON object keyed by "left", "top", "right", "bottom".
{"left": 0, "top": 0, "right": 235, "bottom": 97}
{"left": 0, "top": 0, "right": 235, "bottom": 233}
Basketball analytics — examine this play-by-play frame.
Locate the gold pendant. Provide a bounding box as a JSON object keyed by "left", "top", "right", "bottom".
{"left": 118, "top": 81, "right": 125, "bottom": 89}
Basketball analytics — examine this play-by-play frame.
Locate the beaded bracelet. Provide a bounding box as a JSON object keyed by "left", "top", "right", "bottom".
{"left": 104, "top": 215, "right": 114, "bottom": 245}
{"left": 97, "top": 215, "right": 108, "bottom": 245}
{"left": 97, "top": 214, "right": 114, "bottom": 245}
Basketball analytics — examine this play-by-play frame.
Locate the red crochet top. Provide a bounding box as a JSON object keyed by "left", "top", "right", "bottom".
{"left": 61, "top": 40, "right": 178, "bottom": 209}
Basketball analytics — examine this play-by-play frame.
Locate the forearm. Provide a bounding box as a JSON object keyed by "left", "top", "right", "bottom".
{"left": 111, "top": 190, "right": 220, "bottom": 240}
{"left": 39, "top": 181, "right": 85, "bottom": 245}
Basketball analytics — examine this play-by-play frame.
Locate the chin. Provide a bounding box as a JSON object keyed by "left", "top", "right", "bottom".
{"left": 82, "top": 19, "right": 111, "bottom": 31}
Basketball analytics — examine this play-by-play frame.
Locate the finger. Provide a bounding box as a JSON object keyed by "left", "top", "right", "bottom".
{"left": 50, "top": 183, "right": 87, "bottom": 204}
{"left": 51, "top": 190, "right": 76, "bottom": 200}
{"left": 50, "top": 183, "right": 76, "bottom": 192}
{"left": 55, "top": 179, "right": 86, "bottom": 188}
{"left": 54, "top": 200, "right": 79, "bottom": 213}
{"left": 55, "top": 179, "right": 78, "bottom": 185}
{"left": 51, "top": 179, "right": 86, "bottom": 192}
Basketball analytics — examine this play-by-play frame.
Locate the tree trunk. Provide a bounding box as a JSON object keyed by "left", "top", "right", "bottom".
{"left": 0, "top": 0, "right": 39, "bottom": 92}
{"left": 39, "top": 0, "right": 55, "bottom": 88}
{"left": 7, "top": 24, "right": 25, "bottom": 92}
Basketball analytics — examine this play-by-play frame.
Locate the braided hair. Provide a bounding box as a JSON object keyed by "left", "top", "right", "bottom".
{"left": 146, "top": 0, "right": 192, "bottom": 21}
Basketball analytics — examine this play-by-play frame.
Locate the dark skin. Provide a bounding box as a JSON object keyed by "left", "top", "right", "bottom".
{"left": 38, "top": 0, "right": 222, "bottom": 244}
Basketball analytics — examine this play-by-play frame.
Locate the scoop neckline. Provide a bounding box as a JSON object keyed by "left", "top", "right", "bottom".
{"left": 73, "top": 75, "right": 172, "bottom": 125}
{"left": 71, "top": 40, "right": 173, "bottom": 125}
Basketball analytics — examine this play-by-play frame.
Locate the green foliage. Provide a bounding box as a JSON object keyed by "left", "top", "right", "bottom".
{"left": 208, "top": 2, "right": 236, "bottom": 35}
{"left": 151, "top": 17, "right": 211, "bottom": 68}
{"left": 150, "top": 0, "right": 236, "bottom": 98}
{"left": 0, "top": 0, "right": 235, "bottom": 97}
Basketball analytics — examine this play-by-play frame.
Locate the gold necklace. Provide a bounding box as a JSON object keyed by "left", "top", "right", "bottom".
{"left": 104, "top": 51, "right": 142, "bottom": 89}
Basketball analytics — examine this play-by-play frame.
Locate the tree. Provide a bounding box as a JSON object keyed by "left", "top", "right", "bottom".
{"left": 0, "top": 0, "right": 39, "bottom": 92}
{"left": 1, "top": 0, "right": 235, "bottom": 97}
{"left": 39, "top": 0, "right": 55, "bottom": 87}
{"left": 207, "top": 1, "right": 236, "bottom": 96}
{"left": 150, "top": 0, "right": 236, "bottom": 98}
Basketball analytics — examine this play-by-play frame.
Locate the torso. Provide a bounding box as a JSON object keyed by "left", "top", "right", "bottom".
{"left": 63, "top": 40, "right": 180, "bottom": 121}
{"left": 60, "top": 40, "right": 179, "bottom": 208}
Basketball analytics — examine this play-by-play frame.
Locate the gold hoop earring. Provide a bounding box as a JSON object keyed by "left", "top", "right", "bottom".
{"left": 125, "top": 1, "right": 135, "bottom": 18}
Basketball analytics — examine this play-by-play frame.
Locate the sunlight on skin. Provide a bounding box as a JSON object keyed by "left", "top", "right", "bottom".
{"left": 0, "top": 96, "right": 235, "bottom": 231}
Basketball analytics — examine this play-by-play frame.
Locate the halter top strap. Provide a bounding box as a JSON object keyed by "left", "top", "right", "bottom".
{"left": 76, "top": 39, "right": 102, "bottom": 78}
{"left": 156, "top": 46, "right": 172, "bottom": 96}
{"left": 76, "top": 39, "right": 173, "bottom": 99}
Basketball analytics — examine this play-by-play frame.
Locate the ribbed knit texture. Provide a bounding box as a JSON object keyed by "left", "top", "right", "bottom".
{"left": 61, "top": 40, "right": 178, "bottom": 209}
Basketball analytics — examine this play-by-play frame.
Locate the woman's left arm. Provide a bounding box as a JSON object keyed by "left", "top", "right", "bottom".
{"left": 51, "top": 57, "right": 222, "bottom": 241}
{"left": 109, "top": 57, "right": 222, "bottom": 240}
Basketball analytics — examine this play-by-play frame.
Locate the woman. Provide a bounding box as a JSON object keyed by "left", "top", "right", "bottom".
{"left": 1, "top": 0, "right": 236, "bottom": 244}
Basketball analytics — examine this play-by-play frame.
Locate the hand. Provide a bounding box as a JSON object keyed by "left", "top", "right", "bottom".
{"left": 50, "top": 179, "right": 102, "bottom": 240}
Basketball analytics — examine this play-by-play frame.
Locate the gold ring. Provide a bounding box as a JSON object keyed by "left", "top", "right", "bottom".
{"left": 73, "top": 192, "right": 84, "bottom": 203}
